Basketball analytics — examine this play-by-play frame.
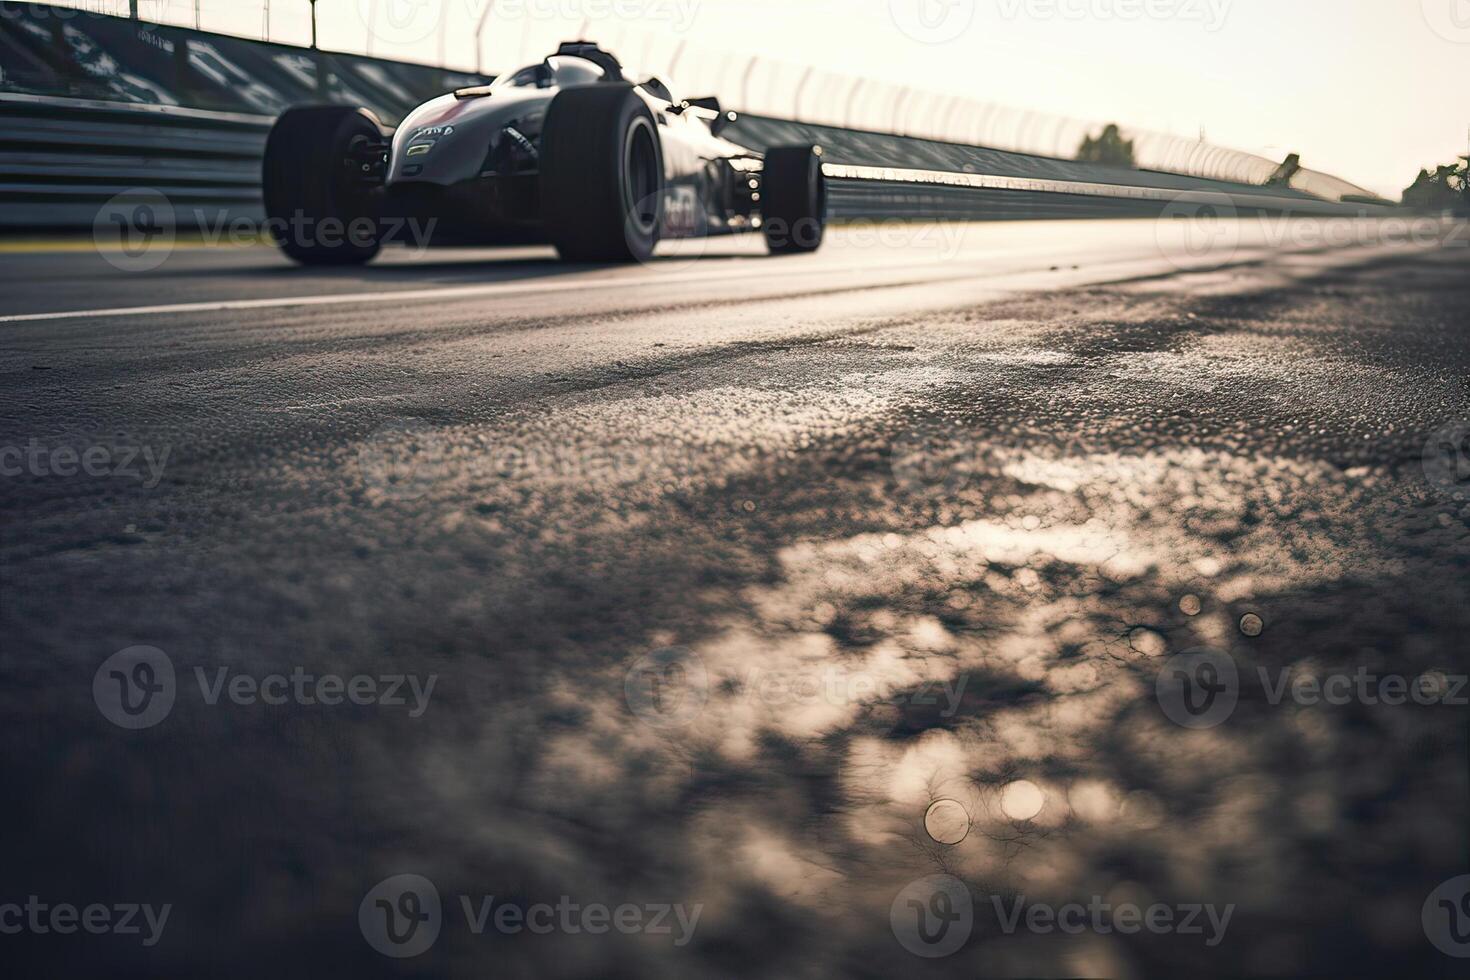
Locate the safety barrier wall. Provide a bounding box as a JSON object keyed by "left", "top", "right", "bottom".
{"left": 0, "top": 93, "right": 266, "bottom": 229}
{"left": 0, "top": 93, "right": 1393, "bottom": 234}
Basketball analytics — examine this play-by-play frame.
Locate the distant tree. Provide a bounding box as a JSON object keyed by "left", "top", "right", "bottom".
{"left": 1077, "top": 124, "right": 1136, "bottom": 169}
{"left": 1402, "top": 156, "right": 1469, "bottom": 211}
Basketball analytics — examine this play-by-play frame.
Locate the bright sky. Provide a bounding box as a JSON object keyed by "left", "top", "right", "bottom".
{"left": 66, "top": 1, "right": 1470, "bottom": 198}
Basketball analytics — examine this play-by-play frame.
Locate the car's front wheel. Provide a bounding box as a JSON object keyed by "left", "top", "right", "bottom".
{"left": 540, "top": 83, "right": 664, "bottom": 263}
{"left": 262, "top": 106, "right": 385, "bottom": 266}
{"left": 762, "top": 144, "right": 827, "bottom": 255}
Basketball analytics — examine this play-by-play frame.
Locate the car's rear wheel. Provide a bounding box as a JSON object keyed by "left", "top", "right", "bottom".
{"left": 762, "top": 145, "right": 827, "bottom": 255}
{"left": 540, "top": 83, "right": 663, "bottom": 263}
{"left": 262, "top": 106, "right": 385, "bottom": 266}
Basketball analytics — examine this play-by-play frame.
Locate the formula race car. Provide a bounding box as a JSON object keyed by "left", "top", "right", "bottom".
{"left": 261, "top": 42, "right": 827, "bottom": 265}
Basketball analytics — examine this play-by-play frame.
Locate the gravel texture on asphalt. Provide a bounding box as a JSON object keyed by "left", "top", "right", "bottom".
{"left": 2, "top": 222, "right": 1467, "bottom": 977}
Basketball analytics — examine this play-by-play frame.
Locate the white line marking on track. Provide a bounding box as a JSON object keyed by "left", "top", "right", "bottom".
{"left": 0, "top": 240, "right": 1320, "bottom": 326}
{"left": 0, "top": 257, "right": 978, "bottom": 325}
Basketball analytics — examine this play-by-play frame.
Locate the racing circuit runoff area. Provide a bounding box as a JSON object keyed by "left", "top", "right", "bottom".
{"left": 2, "top": 211, "right": 1469, "bottom": 978}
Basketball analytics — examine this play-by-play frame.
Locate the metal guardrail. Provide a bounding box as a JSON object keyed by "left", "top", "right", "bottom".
{"left": 0, "top": 92, "right": 269, "bottom": 229}
{"left": 0, "top": 93, "right": 1392, "bottom": 234}
{"left": 822, "top": 164, "right": 1373, "bottom": 221}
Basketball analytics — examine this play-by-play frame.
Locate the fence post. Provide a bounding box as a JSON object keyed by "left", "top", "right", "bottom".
{"left": 891, "top": 86, "right": 911, "bottom": 137}
{"left": 668, "top": 39, "right": 688, "bottom": 79}
{"left": 438, "top": 7, "right": 448, "bottom": 67}
{"left": 792, "top": 66, "right": 814, "bottom": 123}
{"left": 739, "top": 56, "right": 757, "bottom": 112}
{"left": 310, "top": 1, "right": 327, "bottom": 99}
{"left": 475, "top": 1, "right": 498, "bottom": 76}
{"left": 174, "top": 31, "right": 192, "bottom": 104}
{"left": 843, "top": 78, "right": 864, "bottom": 130}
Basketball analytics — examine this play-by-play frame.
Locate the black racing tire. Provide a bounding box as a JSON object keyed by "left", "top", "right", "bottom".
{"left": 540, "top": 83, "right": 663, "bottom": 263}
{"left": 762, "top": 144, "right": 827, "bottom": 255}
{"left": 262, "top": 106, "right": 384, "bottom": 266}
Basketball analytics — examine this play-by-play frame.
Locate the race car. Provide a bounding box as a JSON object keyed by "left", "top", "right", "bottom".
{"left": 261, "top": 42, "right": 827, "bottom": 265}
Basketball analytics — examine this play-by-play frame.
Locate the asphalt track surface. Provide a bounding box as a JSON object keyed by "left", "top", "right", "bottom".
{"left": 3, "top": 218, "right": 1469, "bottom": 978}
